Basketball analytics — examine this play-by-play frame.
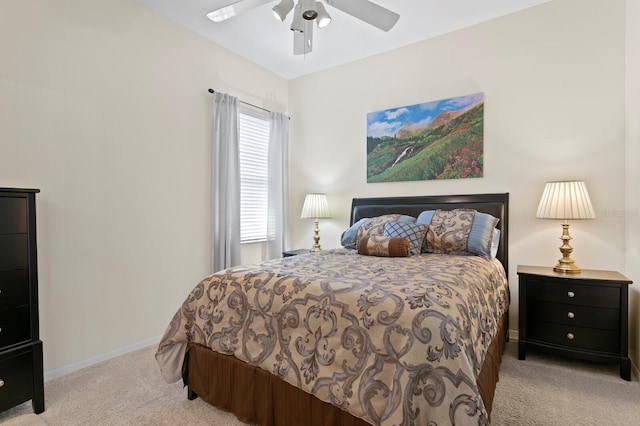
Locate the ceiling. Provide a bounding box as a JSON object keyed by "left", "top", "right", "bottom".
{"left": 134, "top": 0, "right": 550, "bottom": 80}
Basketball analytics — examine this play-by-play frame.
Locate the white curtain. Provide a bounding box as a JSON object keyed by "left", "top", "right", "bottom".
{"left": 211, "top": 92, "right": 241, "bottom": 272}
{"left": 266, "top": 111, "right": 289, "bottom": 259}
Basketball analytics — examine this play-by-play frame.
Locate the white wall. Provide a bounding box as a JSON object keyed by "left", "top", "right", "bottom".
{"left": 288, "top": 0, "right": 629, "bottom": 357}
{"left": 626, "top": 0, "right": 640, "bottom": 370}
{"left": 1, "top": 0, "right": 636, "bottom": 378}
{"left": 0, "top": 0, "right": 287, "bottom": 373}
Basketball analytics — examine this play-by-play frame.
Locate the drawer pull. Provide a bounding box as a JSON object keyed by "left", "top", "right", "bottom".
{"left": 567, "top": 312, "right": 575, "bottom": 319}
{"left": 0, "top": 379, "right": 4, "bottom": 387}
{"left": 567, "top": 333, "right": 575, "bottom": 340}
{"left": 567, "top": 291, "right": 575, "bottom": 298}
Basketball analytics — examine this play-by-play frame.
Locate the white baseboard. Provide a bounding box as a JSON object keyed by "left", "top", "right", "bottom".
{"left": 508, "top": 329, "right": 519, "bottom": 341}
{"left": 43, "top": 335, "right": 161, "bottom": 382}
{"left": 632, "top": 360, "right": 640, "bottom": 382}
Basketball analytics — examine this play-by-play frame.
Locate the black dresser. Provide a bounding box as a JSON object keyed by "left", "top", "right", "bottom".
{"left": 518, "top": 265, "right": 632, "bottom": 380}
{"left": 0, "top": 188, "right": 44, "bottom": 413}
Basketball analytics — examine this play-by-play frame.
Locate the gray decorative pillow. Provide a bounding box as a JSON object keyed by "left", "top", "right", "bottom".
{"left": 467, "top": 212, "right": 500, "bottom": 259}
{"left": 340, "top": 218, "right": 368, "bottom": 249}
{"left": 383, "top": 222, "right": 428, "bottom": 255}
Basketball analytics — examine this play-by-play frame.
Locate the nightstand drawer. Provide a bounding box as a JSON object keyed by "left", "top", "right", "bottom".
{"left": 0, "top": 306, "right": 30, "bottom": 347}
{"left": 0, "top": 197, "right": 27, "bottom": 235}
{"left": 0, "top": 270, "right": 29, "bottom": 308}
{"left": 0, "top": 234, "right": 29, "bottom": 272}
{"left": 529, "top": 321, "right": 619, "bottom": 353}
{"left": 527, "top": 279, "right": 619, "bottom": 308}
{"left": 529, "top": 302, "right": 619, "bottom": 330}
{"left": 0, "top": 349, "right": 33, "bottom": 410}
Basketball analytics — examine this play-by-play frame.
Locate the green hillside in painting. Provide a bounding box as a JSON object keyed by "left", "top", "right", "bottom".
{"left": 367, "top": 103, "right": 483, "bottom": 182}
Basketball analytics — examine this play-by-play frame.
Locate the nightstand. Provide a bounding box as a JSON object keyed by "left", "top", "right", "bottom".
{"left": 282, "top": 249, "right": 310, "bottom": 257}
{"left": 517, "top": 265, "right": 632, "bottom": 380}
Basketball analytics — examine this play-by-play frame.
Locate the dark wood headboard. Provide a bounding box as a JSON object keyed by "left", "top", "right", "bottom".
{"left": 350, "top": 193, "right": 509, "bottom": 274}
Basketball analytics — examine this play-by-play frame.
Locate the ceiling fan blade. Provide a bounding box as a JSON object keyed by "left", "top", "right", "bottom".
{"left": 206, "top": 0, "right": 272, "bottom": 22}
{"left": 293, "top": 20, "right": 313, "bottom": 55}
{"left": 326, "top": 0, "right": 399, "bottom": 32}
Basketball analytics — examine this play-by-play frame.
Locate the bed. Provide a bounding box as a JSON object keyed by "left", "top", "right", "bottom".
{"left": 156, "top": 193, "right": 510, "bottom": 425}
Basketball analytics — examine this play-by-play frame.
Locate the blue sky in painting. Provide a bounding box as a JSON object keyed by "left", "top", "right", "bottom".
{"left": 367, "top": 92, "right": 484, "bottom": 138}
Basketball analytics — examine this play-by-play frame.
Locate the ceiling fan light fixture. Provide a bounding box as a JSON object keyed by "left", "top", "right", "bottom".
{"left": 300, "top": 0, "right": 318, "bottom": 20}
{"left": 290, "top": 4, "right": 305, "bottom": 33}
{"left": 272, "top": 0, "right": 294, "bottom": 21}
{"left": 206, "top": 6, "right": 238, "bottom": 23}
{"left": 315, "top": 2, "right": 331, "bottom": 28}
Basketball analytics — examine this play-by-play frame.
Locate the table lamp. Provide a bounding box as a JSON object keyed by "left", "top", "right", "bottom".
{"left": 536, "top": 180, "right": 596, "bottom": 273}
{"left": 300, "top": 193, "right": 331, "bottom": 251}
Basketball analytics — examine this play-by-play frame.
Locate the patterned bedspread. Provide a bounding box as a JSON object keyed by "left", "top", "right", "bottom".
{"left": 156, "top": 249, "right": 509, "bottom": 425}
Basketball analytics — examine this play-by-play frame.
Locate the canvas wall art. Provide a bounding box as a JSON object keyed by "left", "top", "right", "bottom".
{"left": 366, "top": 92, "right": 484, "bottom": 183}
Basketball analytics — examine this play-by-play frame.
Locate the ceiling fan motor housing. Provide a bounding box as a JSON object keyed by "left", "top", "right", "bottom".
{"left": 301, "top": 0, "right": 318, "bottom": 20}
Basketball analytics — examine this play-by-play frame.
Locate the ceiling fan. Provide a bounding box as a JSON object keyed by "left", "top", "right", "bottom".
{"left": 206, "top": 0, "right": 400, "bottom": 55}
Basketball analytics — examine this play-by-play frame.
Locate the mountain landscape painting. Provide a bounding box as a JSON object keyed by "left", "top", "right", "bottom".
{"left": 366, "top": 92, "right": 484, "bottom": 183}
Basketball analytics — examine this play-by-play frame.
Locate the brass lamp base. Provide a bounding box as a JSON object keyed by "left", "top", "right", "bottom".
{"left": 553, "top": 260, "right": 581, "bottom": 274}
{"left": 553, "top": 220, "right": 581, "bottom": 274}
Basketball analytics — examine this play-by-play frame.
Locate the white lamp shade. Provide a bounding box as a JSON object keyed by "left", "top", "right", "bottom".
{"left": 536, "top": 181, "right": 596, "bottom": 220}
{"left": 301, "top": 193, "right": 331, "bottom": 219}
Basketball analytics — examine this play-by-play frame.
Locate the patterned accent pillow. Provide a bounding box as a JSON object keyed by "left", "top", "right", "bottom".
{"left": 426, "top": 209, "right": 476, "bottom": 255}
{"left": 416, "top": 210, "right": 435, "bottom": 253}
{"left": 357, "top": 235, "right": 410, "bottom": 257}
{"left": 355, "top": 214, "right": 401, "bottom": 243}
{"left": 383, "top": 222, "right": 428, "bottom": 255}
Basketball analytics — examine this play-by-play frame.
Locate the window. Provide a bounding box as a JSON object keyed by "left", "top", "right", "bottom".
{"left": 238, "top": 108, "right": 271, "bottom": 243}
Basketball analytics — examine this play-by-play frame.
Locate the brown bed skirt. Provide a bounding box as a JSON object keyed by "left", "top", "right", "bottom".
{"left": 183, "top": 313, "right": 509, "bottom": 425}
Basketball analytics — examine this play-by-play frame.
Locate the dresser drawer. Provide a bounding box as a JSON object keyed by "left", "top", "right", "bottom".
{"left": 529, "top": 301, "right": 619, "bottom": 330}
{"left": 527, "top": 279, "right": 619, "bottom": 309}
{"left": 0, "top": 270, "right": 29, "bottom": 308}
{"left": 0, "top": 306, "right": 30, "bottom": 347}
{"left": 529, "top": 321, "right": 619, "bottom": 353}
{"left": 0, "top": 197, "right": 27, "bottom": 235}
{"left": 0, "top": 348, "right": 33, "bottom": 410}
{"left": 0, "top": 234, "right": 29, "bottom": 272}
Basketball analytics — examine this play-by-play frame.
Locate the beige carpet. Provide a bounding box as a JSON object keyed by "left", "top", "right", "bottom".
{"left": 0, "top": 344, "right": 246, "bottom": 426}
{"left": 0, "top": 414, "right": 45, "bottom": 426}
{"left": 492, "top": 344, "right": 640, "bottom": 426}
{"left": 1, "top": 342, "right": 639, "bottom": 425}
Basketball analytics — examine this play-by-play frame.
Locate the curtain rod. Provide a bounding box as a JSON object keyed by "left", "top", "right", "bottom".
{"left": 208, "top": 88, "right": 272, "bottom": 114}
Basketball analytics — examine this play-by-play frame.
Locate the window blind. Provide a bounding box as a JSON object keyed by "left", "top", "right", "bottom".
{"left": 238, "top": 108, "right": 270, "bottom": 243}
